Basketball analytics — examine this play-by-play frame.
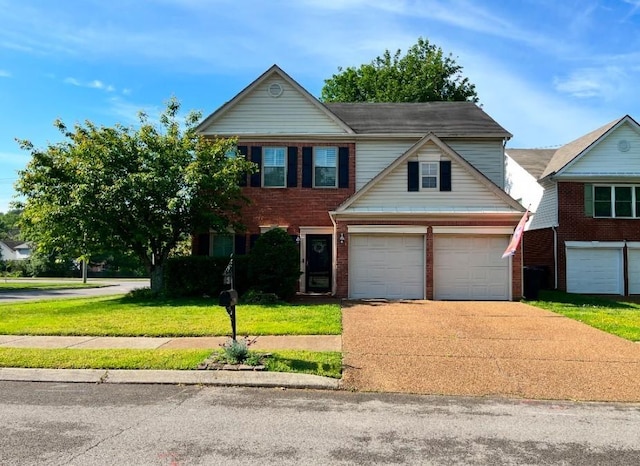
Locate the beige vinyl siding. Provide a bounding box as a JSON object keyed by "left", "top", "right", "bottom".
{"left": 446, "top": 139, "right": 505, "bottom": 188}
{"left": 200, "top": 77, "right": 347, "bottom": 135}
{"left": 356, "top": 140, "right": 415, "bottom": 189}
{"left": 350, "top": 146, "right": 513, "bottom": 212}
{"left": 561, "top": 125, "right": 640, "bottom": 177}
{"left": 527, "top": 180, "right": 557, "bottom": 230}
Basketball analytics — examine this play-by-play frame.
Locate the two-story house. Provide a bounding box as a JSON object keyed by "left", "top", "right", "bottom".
{"left": 195, "top": 65, "right": 525, "bottom": 300}
{"left": 506, "top": 115, "right": 640, "bottom": 295}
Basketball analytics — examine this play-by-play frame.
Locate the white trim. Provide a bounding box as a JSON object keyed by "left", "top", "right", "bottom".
{"left": 300, "top": 226, "right": 334, "bottom": 235}
{"left": 348, "top": 225, "right": 428, "bottom": 234}
{"left": 626, "top": 242, "right": 640, "bottom": 249}
{"left": 432, "top": 226, "right": 514, "bottom": 235}
{"left": 565, "top": 241, "right": 625, "bottom": 249}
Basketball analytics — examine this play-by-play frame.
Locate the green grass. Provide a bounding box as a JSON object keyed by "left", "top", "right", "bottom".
{"left": 527, "top": 290, "right": 640, "bottom": 341}
{"left": 0, "top": 282, "right": 111, "bottom": 291}
{"left": 0, "top": 348, "right": 343, "bottom": 378}
{"left": 0, "top": 295, "right": 342, "bottom": 336}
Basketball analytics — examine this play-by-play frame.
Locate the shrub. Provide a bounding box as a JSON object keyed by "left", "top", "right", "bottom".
{"left": 163, "top": 254, "right": 250, "bottom": 298}
{"left": 241, "top": 289, "right": 281, "bottom": 305}
{"left": 248, "top": 228, "right": 300, "bottom": 300}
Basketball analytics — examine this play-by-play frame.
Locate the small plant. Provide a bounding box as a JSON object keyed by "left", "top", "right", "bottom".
{"left": 221, "top": 338, "right": 249, "bottom": 364}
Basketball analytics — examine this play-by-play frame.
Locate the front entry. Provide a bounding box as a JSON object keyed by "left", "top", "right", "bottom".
{"left": 306, "top": 234, "right": 332, "bottom": 293}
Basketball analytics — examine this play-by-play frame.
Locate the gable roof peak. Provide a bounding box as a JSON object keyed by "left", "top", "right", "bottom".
{"left": 541, "top": 114, "right": 639, "bottom": 179}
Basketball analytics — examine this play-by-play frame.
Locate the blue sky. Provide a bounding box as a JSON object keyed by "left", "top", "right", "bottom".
{"left": 1, "top": 0, "right": 640, "bottom": 213}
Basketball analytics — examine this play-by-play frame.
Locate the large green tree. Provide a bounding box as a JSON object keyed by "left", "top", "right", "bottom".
{"left": 321, "top": 37, "right": 478, "bottom": 103}
{"left": 15, "top": 99, "right": 255, "bottom": 292}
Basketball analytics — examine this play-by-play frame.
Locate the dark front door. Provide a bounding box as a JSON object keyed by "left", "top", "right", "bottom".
{"left": 306, "top": 234, "right": 332, "bottom": 293}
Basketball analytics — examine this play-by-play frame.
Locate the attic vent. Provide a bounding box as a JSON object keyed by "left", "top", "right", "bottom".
{"left": 267, "top": 82, "right": 283, "bottom": 98}
{"left": 618, "top": 139, "right": 631, "bottom": 152}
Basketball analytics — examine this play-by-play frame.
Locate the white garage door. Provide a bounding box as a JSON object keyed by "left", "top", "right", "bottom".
{"left": 349, "top": 235, "right": 424, "bottom": 299}
{"left": 434, "top": 235, "right": 510, "bottom": 300}
{"left": 628, "top": 247, "right": 640, "bottom": 295}
{"left": 566, "top": 247, "right": 623, "bottom": 295}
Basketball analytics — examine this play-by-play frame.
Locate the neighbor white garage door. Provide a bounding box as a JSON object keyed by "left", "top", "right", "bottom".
{"left": 349, "top": 235, "right": 424, "bottom": 299}
{"left": 566, "top": 246, "right": 623, "bottom": 295}
{"left": 628, "top": 245, "right": 640, "bottom": 294}
{"left": 434, "top": 235, "right": 510, "bottom": 300}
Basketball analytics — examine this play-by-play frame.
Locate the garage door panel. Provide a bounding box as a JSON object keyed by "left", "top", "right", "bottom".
{"left": 566, "top": 248, "right": 622, "bottom": 294}
{"left": 434, "top": 235, "right": 510, "bottom": 301}
{"left": 628, "top": 249, "right": 640, "bottom": 294}
{"left": 350, "top": 235, "right": 424, "bottom": 299}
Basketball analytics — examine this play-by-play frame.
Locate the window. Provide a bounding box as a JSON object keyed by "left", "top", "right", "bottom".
{"left": 593, "top": 185, "right": 640, "bottom": 218}
{"left": 263, "top": 147, "right": 286, "bottom": 187}
{"left": 211, "top": 234, "right": 233, "bottom": 257}
{"left": 421, "top": 162, "right": 438, "bottom": 189}
{"left": 314, "top": 147, "right": 337, "bottom": 187}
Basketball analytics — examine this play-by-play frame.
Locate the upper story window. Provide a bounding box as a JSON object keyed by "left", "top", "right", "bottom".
{"left": 421, "top": 162, "right": 438, "bottom": 190}
{"left": 593, "top": 185, "right": 640, "bottom": 218}
{"left": 314, "top": 147, "right": 337, "bottom": 187}
{"left": 263, "top": 147, "right": 286, "bottom": 188}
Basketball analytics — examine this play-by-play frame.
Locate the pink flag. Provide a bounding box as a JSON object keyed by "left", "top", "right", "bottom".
{"left": 502, "top": 209, "right": 529, "bottom": 259}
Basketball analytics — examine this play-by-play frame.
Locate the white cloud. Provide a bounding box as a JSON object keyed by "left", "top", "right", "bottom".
{"left": 0, "top": 69, "right": 10, "bottom": 78}
{"left": 64, "top": 77, "right": 117, "bottom": 93}
{"left": 553, "top": 67, "right": 629, "bottom": 100}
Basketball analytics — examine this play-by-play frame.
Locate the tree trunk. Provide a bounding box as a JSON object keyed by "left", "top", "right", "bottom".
{"left": 150, "top": 265, "right": 164, "bottom": 294}
{"left": 82, "top": 259, "right": 88, "bottom": 284}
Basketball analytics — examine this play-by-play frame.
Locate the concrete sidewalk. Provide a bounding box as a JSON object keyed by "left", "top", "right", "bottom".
{"left": 0, "top": 334, "right": 341, "bottom": 351}
{"left": 0, "top": 334, "right": 342, "bottom": 390}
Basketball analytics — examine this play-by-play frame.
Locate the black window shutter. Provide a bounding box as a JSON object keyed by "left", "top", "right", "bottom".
{"left": 302, "top": 147, "right": 313, "bottom": 188}
{"left": 408, "top": 161, "right": 419, "bottom": 192}
{"left": 249, "top": 234, "right": 260, "bottom": 251}
{"left": 250, "top": 147, "right": 262, "bottom": 187}
{"left": 584, "top": 184, "right": 593, "bottom": 217}
{"left": 287, "top": 147, "right": 298, "bottom": 187}
{"left": 439, "top": 160, "right": 452, "bottom": 192}
{"left": 237, "top": 146, "right": 248, "bottom": 187}
{"left": 234, "top": 234, "right": 246, "bottom": 255}
{"left": 196, "top": 233, "right": 210, "bottom": 256}
{"left": 338, "top": 147, "right": 349, "bottom": 188}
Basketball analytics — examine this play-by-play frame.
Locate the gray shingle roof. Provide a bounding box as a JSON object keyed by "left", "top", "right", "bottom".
{"left": 324, "top": 102, "right": 512, "bottom": 138}
{"left": 507, "top": 149, "right": 557, "bottom": 180}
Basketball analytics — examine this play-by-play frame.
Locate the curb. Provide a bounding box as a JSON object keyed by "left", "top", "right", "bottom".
{"left": 0, "top": 368, "right": 341, "bottom": 390}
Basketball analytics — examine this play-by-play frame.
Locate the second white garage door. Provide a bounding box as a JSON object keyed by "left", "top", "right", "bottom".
{"left": 349, "top": 235, "right": 424, "bottom": 299}
{"left": 434, "top": 235, "right": 510, "bottom": 300}
{"left": 566, "top": 245, "right": 623, "bottom": 295}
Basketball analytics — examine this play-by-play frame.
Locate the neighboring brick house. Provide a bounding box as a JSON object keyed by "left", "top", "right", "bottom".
{"left": 506, "top": 115, "right": 640, "bottom": 295}
{"left": 195, "top": 65, "right": 525, "bottom": 300}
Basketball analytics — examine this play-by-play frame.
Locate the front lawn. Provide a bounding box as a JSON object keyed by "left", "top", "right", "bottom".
{"left": 0, "top": 295, "right": 342, "bottom": 336}
{"left": 527, "top": 290, "right": 640, "bottom": 341}
{"left": 0, "top": 348, "right": 342, "bottom": 378}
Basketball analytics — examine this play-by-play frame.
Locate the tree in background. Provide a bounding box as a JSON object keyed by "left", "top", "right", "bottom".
{"left": 321, "top": 37, "right": 478, "bottom": 103}
{"left": 0, "top": 210, "right": 22, "bottom": 241}
{"left": 15, "top": 98, "right": 255, "bottom": 292}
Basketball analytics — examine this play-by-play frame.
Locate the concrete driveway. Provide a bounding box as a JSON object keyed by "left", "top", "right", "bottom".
{"left": 341, "top": 300, "right": 640, "bottom": 402}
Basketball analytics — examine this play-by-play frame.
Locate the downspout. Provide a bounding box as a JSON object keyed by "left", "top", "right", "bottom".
{"left": 552, "top": 226, "right": 558, "bottom": 289}
{"left": 329, "top": 211, "right": 338, "bottom": 296}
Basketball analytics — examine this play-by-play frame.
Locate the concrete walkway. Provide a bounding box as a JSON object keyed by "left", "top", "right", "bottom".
{"left": 0, "top": 334, "right": 341, "bottom": 351}
{"left": 341, "top": 300, "right": 640, "bottom": 402}
{"left": 0, "top": 334, "right": 342, "bottom": 390}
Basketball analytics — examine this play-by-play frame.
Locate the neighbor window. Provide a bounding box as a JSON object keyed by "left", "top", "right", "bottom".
{"left": 593, "top": 185, "right": 640, "bottom": 218}
{"left": 314, "top": 147, "right": 337, "bottom": 187}
{"left": 263, "top": 147, "right": 286, "bottom": 187}
{"left": 421, "top": 162, "right": 438, "bottom": 189}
